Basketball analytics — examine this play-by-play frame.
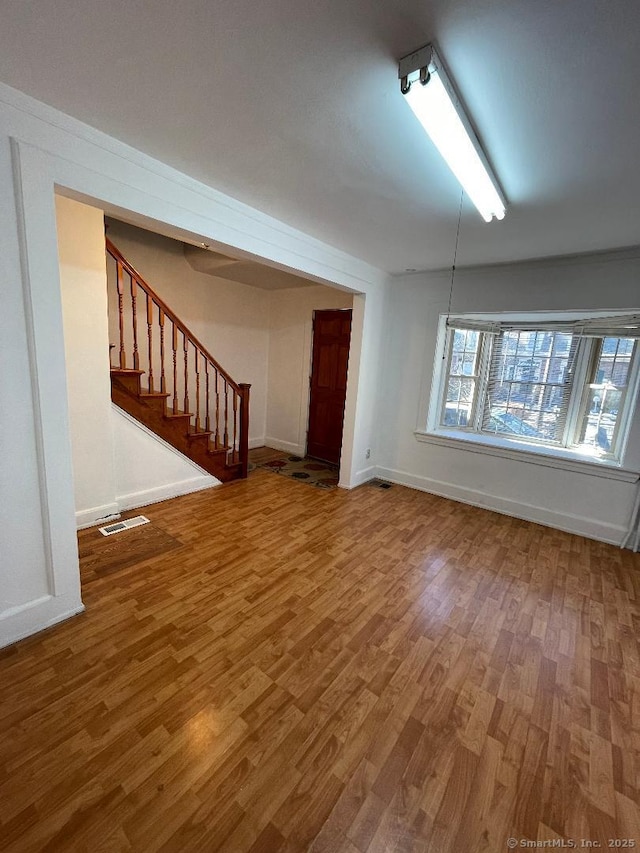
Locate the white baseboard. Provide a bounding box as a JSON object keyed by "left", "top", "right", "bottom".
{"left": 264, "top": 436, "right": 306, "bottom": 456}
{"left": 375, "top": 466, "right": 626, "bottom": 546}
{"left": 0, "top": 594, "right": 85, "bottom": 650}
{"left": 75, "top": 502, "right": 121, "bottom": 530}
{"left": 340, "top": 465, "right": 376, "bottom": 490}
{"left": 116, "top": 474, "right": 219, "bottom": 512}
{"left": 249, "top": 436, "right": 266, "bottom": 449}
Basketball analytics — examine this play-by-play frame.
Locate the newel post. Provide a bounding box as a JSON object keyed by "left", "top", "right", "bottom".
{"left": 239, "top": 383, "right": 251, "bottom": 479}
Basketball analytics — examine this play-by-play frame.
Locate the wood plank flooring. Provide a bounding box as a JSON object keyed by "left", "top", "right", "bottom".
{"left": 1, "top": 470, "right": 640, "bottom": 851}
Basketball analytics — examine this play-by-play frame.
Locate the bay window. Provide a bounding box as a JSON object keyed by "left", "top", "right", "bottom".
{"left": 432, "top": 315, "right": 640, "bottom": 464}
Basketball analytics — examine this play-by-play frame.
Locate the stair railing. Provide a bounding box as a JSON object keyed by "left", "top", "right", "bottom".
{"left": 106, "top": 238, "right": 250, "bottom": 478}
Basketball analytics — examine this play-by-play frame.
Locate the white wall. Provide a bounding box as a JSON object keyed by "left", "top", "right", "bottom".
{"left": 266, "top": 286, "right": 353, "bottom": 455}
{"left": 112, "top": 407, "right": 218, "bottom": 510}
{"left": 0, "top": 81, "right": 386, "bottom": 648}
{"left": 377, "top": 250, "right": 640, "bottom": 544}
{"left": 57, "top": 195, "right": 119, "bottom": 527}
{"left": 106, "top": 219, "right": 270, "bottom": 445}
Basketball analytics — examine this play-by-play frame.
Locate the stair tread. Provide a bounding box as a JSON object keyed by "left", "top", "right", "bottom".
{"left": 164, "top": 410, "right": 193, "bottom": 419}
{"left": 110, "top": 368, "right": 145, "bottom": 375}
{"left": 140, "top": 391, "right": 171, "bottom": 398}
{"left": 188, "top": 430, "right": 213, "bottom": 440}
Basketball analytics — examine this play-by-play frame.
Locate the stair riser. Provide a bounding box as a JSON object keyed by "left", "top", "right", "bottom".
{"left": 113, "top": 374, "right": 142, "bottom": 395}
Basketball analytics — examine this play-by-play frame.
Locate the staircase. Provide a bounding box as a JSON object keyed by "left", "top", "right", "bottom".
{"left": 106, "top": 238, "right": 250, "bottom": 483}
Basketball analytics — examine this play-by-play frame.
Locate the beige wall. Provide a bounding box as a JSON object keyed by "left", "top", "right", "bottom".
{"left": 57, "top": 195, "right": 119, "bottom": 525}
{"left": 266, "top": 287, "right": 353, "bottom": 455}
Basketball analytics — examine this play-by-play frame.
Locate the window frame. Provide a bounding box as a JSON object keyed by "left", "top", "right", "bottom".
{"left": 438, "top": 327, "right": 488, "bottom": 432}
{"left": 571, "top": 336, "right": 640, "bottom": 460}
{"left": 426, "top": 314, "right": 640, "bottom": 469}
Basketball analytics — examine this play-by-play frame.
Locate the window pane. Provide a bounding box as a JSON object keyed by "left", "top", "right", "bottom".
{"left": 450, "top": 353, "right": 464, "bottom": 375}
{"left": 576, "top": 337, "right": 636, "bottom": 454}
{"left": 452, "top": 329, "right": 478, "bottom": 353}
{"left": 462, "top": 353, "right": 476, "bottom": 376}
{"left": 444, "top": 377, "right": 475, "bottom": 426}
{"left": 483, "top": 330, "right": 576, "bottom": 443}
{"left": 441, "top": 328, "right": 481, "bottom": 428}
{"left": 452, "top": 330, "right": 466, "bottom": 351}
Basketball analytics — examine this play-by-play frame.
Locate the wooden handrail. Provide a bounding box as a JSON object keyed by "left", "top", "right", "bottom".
{"left": 106, "top": 238, "right": 241, "bottom": 394}
{"left": 106, "top": 237, "right": 250, "bottom": 477}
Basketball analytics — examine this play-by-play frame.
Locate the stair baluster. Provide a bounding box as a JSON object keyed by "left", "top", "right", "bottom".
{"left": 159, "top": 309, "right": 166, "bottom": 393}
{"left": 183, "top": 332, "right": 189, "bottom": 414}
{"left": 116, "top": 261, "right": 126, "bottom": 368}
{"left": 131, "top": 273, "right": 139, "bottom": 370}
{"left": 205, "top": 362, "right": 211, "bottom": 433}
{"left": 172, "top": 322, "right": 179, "bottom": 414}
{"left": 223, "top": 379, "right": 229, "bottom": 450}
{"left": 194, "top": 348, "right": 201, "bottom": 432}
{"left": 214, "top": 369, "right": 220, "bottom": 447}
{"left": 146, "top": 292, "right": 154, "bottom": 393}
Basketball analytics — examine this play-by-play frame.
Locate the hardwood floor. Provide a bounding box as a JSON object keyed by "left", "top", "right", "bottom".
{"left": 249, "top": 446, "right": 290, "bottom": 465}
{"left": 1, "top": 470, "right": 640, "bottom": 851}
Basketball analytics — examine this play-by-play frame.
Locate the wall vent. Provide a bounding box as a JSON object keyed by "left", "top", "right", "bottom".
{"left": 369, "top": 479, "right": 393, "bottom": 490}
{"left": 99, "top": 515, "right": 150, "bottom": 536}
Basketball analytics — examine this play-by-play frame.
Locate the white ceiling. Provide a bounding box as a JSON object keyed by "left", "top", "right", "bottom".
{"left": 2, "top": 0, "right": 639, "bottom": 272}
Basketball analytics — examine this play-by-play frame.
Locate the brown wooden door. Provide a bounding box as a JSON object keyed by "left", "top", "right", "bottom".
{"left": 306, "top": 309, "right": 352, "bottom": 465}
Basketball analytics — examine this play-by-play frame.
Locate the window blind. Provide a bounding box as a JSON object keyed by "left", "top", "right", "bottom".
{"left": 577, "top": 314, "right": 640, "bottom": 338}
{"left": 481, "top": 329, "right": 579, "bottom": 444}
{"left": 446, "top": 313, "right": 640, "bottom": 337}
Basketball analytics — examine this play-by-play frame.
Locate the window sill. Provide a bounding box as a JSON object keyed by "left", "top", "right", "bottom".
{"left": 414, "top": 429, "right": 640, "bottom": 482}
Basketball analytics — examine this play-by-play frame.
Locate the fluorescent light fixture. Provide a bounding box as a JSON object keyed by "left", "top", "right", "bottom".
{"left": 399, "top": 44, "right": 506, "bottom": 222}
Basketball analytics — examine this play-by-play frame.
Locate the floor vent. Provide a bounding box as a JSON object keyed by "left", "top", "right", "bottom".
{"left": 98, "top": 515, "right": 150, "bottom": 536}
{"left": 369, "top": 479, "right": 393, "bottom": 490}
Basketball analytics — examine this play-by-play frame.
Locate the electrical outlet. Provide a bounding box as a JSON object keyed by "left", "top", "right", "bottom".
{"left": 365, "top": 448, "right": 371, "bottom": 459}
